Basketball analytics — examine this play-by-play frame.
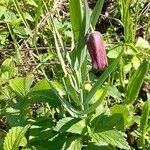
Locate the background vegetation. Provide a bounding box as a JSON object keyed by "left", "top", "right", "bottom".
{"left": 0, "top": 0, "right": 150, "bottom": 149}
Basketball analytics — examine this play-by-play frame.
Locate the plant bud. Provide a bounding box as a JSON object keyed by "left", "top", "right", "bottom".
{"left": 86, "top": 31, "right": 108, "bottom": 70}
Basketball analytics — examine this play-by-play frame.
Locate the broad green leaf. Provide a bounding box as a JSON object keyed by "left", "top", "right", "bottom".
{"left": 23, "top": 12, "right": 34, "bottom": 22}
{"left": 4, "top": 11, "right": 18, "bottom": 24}
{"left": 125, "top": 60, "right": 149, "bottom": 104}
{"left": 13, "top": 26, "right": 28, "bottom": 38}
{"left": 46, "top": 133, "right": 67, "bottom": 149}
{"left": 84, "top": 54, "right": 121, "bottom": 105}
{"left": 5, "top": 99, "right": 27, "bottom": 126}
{"left": 90, "top": 130, "right": 130, "bottom": 149}
{"left": 3, "top": 125, "right": 30, "bottom": 150}
{"left": 0, "top": 58, "right": 16, "bottom": 84}
{"left": 69, "top": 0, "right": 82, "bottom": 40}
{"left": 140, "top": 100, "right": 150, "bottom": 135}
{"left": 90, "top": 113, "right": 124, "bottom": 132}
{"left": 54, "top": 117, "right": 86, "bottom": 135}
{"left": 86, "top": 143, "right": 110, "bottom": 150}
{"left": 29, "top": 117, "right": 53, "bottom": 142}
{"left": 110, "top": 105, "right": 133, "bottom": 129}
{"left": 32, "top": 79, "right": 65, "bottom": 95}
{"left": 62, "top": 137, "right": 82, "bottom": 150}
{"left": 26, "top": 79, "right": 61, "bottom": 106}
{"left": 90, "top": 0, "right": 104, "bottom": 28}
{"left": 9, "top": 74, "right": 34, "bottom": 97}
{"left": 0, "top": 6, "right": 6, "bottom": 18}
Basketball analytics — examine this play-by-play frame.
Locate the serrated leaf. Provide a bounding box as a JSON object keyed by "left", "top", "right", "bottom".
{"left": 62, "top": 137, "right": 82, "bottom": 150}
{"left": 140, "top": 100, "right": 150, "bottom": 135}
{"left": 90, "top": 130, "right": 130, "bottom": 149}
{"left": 125, "top": 60, "right": 149, "bottom": 104}
{"left": 29, "top": 117, "right": 53, "bottom": 142}
{"left": 9, "top": 74, "right": 34, "bottom": 97}
{"left": 5, "top": 99, "right": 27, "bottom": 126}
{"left": 90, "top": 113, "right": 124, "bottom": 132}
{"left": 110, "top": 104, "right": 133, "bottom": 129}
{"left": 54, "top": 117, "right": 86, "bottom": 135}
{"left": 3, "top": 125, "right": 30, "bottom": 150}
{"left": 26, "top": 79, "right": 61, "bottom": 107}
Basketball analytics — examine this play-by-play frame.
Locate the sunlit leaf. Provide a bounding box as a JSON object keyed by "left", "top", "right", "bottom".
{"left": 125, "top": 60, "right": 149, "bottom": 104}
{"left": 3, "top": 125, "right": 30, "bottom": 150}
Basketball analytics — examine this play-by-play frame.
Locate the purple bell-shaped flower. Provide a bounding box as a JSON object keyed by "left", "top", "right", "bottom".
{"left": 86, "top": 31, "right": 108, "bottom": 70}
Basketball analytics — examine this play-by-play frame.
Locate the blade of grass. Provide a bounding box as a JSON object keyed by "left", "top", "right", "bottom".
{"left": 90, "top": 0, "right": 104, "bottom": 29}
{"left": 12, "top": 0, "right": 30, "bottom": 29}
{"left": 6, "top": 23, "right": 21, "bottom": 64}
{"left": 69, "top": 0, "right": 83, "bottom": 40}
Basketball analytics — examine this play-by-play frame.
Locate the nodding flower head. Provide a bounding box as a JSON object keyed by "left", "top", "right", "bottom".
{"left": 86, "top": 31, "right": 108, "bottom": 70}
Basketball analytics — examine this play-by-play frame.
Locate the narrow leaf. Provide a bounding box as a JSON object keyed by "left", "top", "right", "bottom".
{"left": 125, "top": 60, "right": 149, "bottom": 104}
{"left": 140, "top": 100, "right": 150, "bottom": 135}
{"left": 69, "top": 0, "right": 82, "bottom": 40}
{"left": 90, "top": 0, "right": 104, "bottom": 28}
{"left": 83, "top": 88, "right": 107, "bottom": 114}
{"left": 84, "top": 54, "right": 121, "bottom": 104}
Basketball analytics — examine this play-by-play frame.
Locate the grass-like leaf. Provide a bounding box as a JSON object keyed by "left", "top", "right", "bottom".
{"left": 125, "top": 60, "right": 149, "bottom": 104}
{"left": 69, "top": 0, "right": 82, "bottom": 40}
{"left": 12, "top": 0, "right": 30, "bottom": 29}
{"left": 84, "top": 54, "right": 121, "bottom": 105}
{"left": 90, "top": 0, "right": 104, "bottom": 28}
{"left": 140, "top": 100, "right": 150, "bottom": 149}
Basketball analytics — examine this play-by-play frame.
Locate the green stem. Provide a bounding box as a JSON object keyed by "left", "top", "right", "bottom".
{"left": 12, "top": 0, "right": 30, "bottom": 29}
{"left": 6, "top": 23, "right": 21, "bottom": 63}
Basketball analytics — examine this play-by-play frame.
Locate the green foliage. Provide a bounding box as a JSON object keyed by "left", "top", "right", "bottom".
{"left": 125, "top": 60, "right": 149, "bottom": 104}
{"left": 90, "top": 0, "right": 104, "bottom": 28}
{"left": 3, "top": 125, "right": 30, "bottom": 150}
{"left": 54, "top": 117, "right": 86, "bottom": 134}
{"left": 9, "top": 74, "right": 34, "bottom": 97}
{"left": 69, "top": 0, "right": 82, "bottom": 40}
{"left": 90, "top": 129, "right": 130, "bottom": 149}
{"left": 0, "top": 0, "right": 149, "bottom": 149}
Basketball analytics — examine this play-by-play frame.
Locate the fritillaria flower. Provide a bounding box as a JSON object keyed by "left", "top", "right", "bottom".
{"left": 86, "top": 31, "right": 108, "bottom": 70}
